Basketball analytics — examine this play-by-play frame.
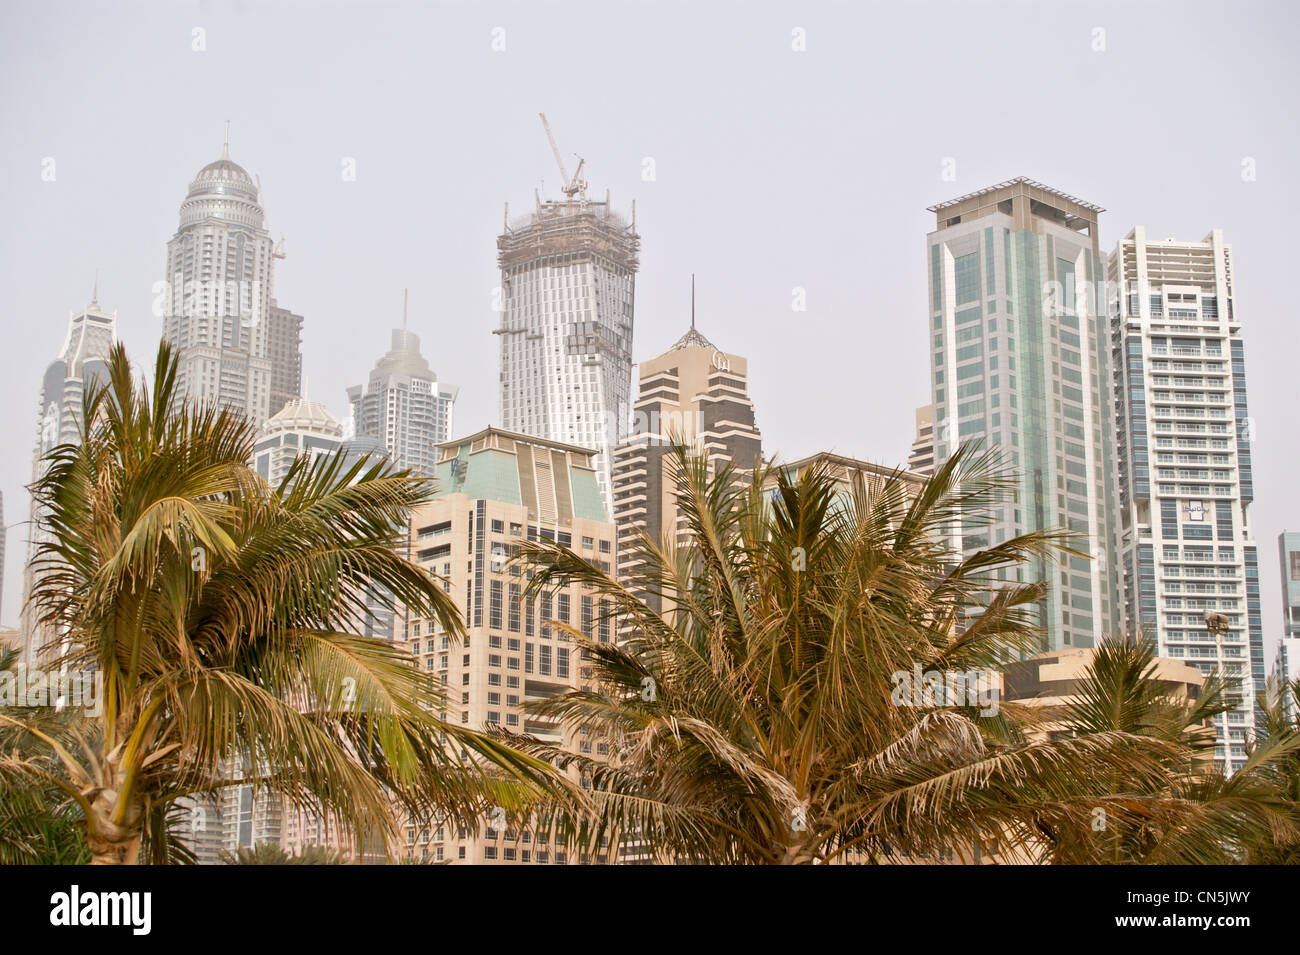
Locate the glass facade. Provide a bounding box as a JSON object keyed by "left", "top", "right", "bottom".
{"left": 928, "top": 183, "right": 1117, "bottom": 651}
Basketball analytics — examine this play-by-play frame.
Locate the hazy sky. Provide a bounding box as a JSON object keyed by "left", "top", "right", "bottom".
{"left": 1, "top": 0, "right": 1296, "bottom": 662}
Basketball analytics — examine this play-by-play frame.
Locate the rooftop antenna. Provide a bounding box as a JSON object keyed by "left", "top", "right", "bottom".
{"left": 222, "top": 120, "right": 231, "bottom": 159}
{"left": 691, "top": 274, "right": 696, "bottom": 330}
{"left": 91, "top": 270, "right": 99, "bottom": 309}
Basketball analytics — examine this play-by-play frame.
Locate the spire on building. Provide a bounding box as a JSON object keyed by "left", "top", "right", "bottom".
{"left": 668, "top": 274, "right": 716, "bottom": 351}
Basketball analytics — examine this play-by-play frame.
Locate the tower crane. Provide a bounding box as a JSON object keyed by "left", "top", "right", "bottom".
{"left": 538, "top": 112, "right": 587, "bottom": 199}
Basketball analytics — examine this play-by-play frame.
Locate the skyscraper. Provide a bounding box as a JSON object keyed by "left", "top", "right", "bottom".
{"left": 160, "top": 135, "right": 301, "bottom": 428}
{"left": 21, "top": 293, "right": 118, "bottom": 665}
{"left": 348, "top": 320, "right": 458, "bottom": 476}
{"left": 496, "top": 187, "right": 639, "bottom": 517}
{"left": 612, "top": 320, "right": 761, "bottom": 608}
{"left": 925, "top": 178, "right": 1120, "bottom": 651}
{"left": 267, "top": 304, "right": 304, "bottom": 418}
{"left": 1280, "top": 532, "right": 1300, "bottom": 643}
{"left": 907, "top": 405, "right": 936, "bottom": 476}
{"left": 1280, "top": 530, "right": 1300, "bottom": 721}
{"left": 1107, "top": 227, "right": 1262, "bottom": 772}
{"left": 401, "top": 426, "right": 617, "bottom": 864}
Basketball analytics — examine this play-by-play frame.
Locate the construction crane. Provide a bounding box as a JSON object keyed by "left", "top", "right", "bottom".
{"left": 538, "top": 112, "right": 587, "bottom": 199}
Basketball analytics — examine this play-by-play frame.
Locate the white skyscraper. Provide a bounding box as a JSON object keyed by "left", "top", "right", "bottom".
{"left": 21, "top": 293, "right": 118, "bottom": 665}
{"left": 496, "top": 189, "right": 639, "bottom": 516}
{"left": 253, "top": 397, "right": 346, "bottom": 485}
{"left": 160, "top": 134, "right": 300, "bottom": 428}
{"left": 1107, "top": 227, "right": 1263, "bottom": 774}
{"left": 348, "top": 320, "right": 458, "bottom": 476}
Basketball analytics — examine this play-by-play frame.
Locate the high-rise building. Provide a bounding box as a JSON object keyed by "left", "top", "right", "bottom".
{"left": 612, "top": 321, "right": 761, "bottom": 608}
{"left": 267, "top": 304, "right": 304, "bottom": 418}
{"left": 160, "top": 137, "right": 300, "bottom": 428}
{"left": 907, "top": 405, "right": 936, "bottom": 476}
{"left": 925, "top": 178, "right": 1120, "bottom": 651}
{"left": 21, "top": 293, "right": 118, "bottom": 665}
{"left": 1107, "top": 227, "right": 1262, "bottom": 772}
{"left": 1274, "top": 532, "right": 1300, "bottom": 721}
{"left": 349, "top": 324, "right": 458, "bottom": 476}
{"left": 1280, "top": 532, "right": 1300, "bottom": 643}
{"left": 401, "top": 426, "right": 616, "bottom": 864}
{"left": 253, "top": 397, "right": 346, "bottom": 485}
{"left": 496, "top": 189, "right": 640, "bottom": 516}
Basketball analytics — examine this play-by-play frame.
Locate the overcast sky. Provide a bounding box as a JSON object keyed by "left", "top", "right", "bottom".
{"left": 1, "top": 0, "right": 1296, "bottom": 661}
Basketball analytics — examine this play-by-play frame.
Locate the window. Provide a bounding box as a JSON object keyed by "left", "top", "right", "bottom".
{"left": 539, "top": 644, "right": 552, "bottom": 676}
{"left": 491, "top": 519, "right": 504, "bottom": 534}
{"left": 556, "top": 647, "right": 569, "bottom": 679}
{"left": 489, "top": 580, "right": 503, "bottom": 630}
{"left": 582, "top": 596, "right": 594, "bottom": 638}
{"left": 582, "top": 536, "right": 594, "bottom": 550}
{"left": 599, "top": 540, "right": 611, "bottom": 554}
{"left": 508, "top": 584, "right": 521, "bottom": 632}
{"left": 557, "top": 593, "right": 571, "bottom": 623}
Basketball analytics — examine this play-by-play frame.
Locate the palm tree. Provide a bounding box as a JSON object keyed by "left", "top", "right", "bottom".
{"left": 507, "top": 443, "right": 1177, "bottom": 864}
{"left": 1245, "top": 678, "right": 1300, "bottom": 863}
{"left": 219, "top": 843, "right": 348, "bottom": 865}
{"left": 0, "top": 648, "right": 92, "bottom": 864}
{"left": 1, "top": 341, "right": 554, "bottom": 864}
{"left": 1012, "top": 637, "right": 1300, "bottom": 863}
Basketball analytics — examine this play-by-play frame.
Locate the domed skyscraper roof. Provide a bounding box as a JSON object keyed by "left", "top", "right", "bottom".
{"left": 261, "top": 397, "right": 344, "bottom": 438}
{"left": 176, "top": 133, "right": 265, "bottom": 229}
{"left": 187, "top": 151, "right": 259, "bottom": 202}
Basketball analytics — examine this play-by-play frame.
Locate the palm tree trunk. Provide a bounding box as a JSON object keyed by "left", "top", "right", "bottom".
{"left": 85, "top": 786, "right": 143, "bottom": 865}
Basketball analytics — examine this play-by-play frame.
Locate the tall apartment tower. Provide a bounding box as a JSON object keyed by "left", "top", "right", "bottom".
{"left": 401, "top": 426, "right": 617, "bottom": 864}
{"left": 907, "top": 405, "right": 936, "bottom": 476}
{"left": 267, "top": 304, "right": 304, "bottom": 418}
{"left": 160, "top": 138, "right": 301, "bottom": 428}
{"left": 611, "top": 322, "right": 762, "bottom": 608}
{"left": 21, "top": 294, "right": 118, "bottom": 665}
{"left": 1107, "top": 227, "right": 1262, "bottom": 771}
{"left": 496, "top": 189, "right": 640, "bottom": 518}
{"left": 926, "top": 178, "right": 1120, "bottom": 650}
{"left": 349, "top": 324, "right": 458, "bottom": 476}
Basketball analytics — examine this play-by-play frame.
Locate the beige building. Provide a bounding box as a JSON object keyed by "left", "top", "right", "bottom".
{"left": 764, "top": 451, "right": 926, "bottom": 499}
{"left": 400, "top": 426, "right": 618, "bottom": 864}
{"left": 612, "top": 321, "right": 761, "bottom": 612}
{"left": 907, "top": 405, "right": 935, "bottom": 477}
{"left": 1004, "top": 646, "right": 1212, "bottom": 778}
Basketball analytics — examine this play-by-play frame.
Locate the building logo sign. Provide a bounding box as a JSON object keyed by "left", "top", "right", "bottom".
{"left": 1183, "top": 500, "right": 1206, "bottom": 522}
{"left": 711, "top": 351, "right": 731, "bottom": 373}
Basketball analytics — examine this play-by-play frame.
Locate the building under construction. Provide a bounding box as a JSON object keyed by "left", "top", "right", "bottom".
{"left": 495, "top": 115, "right": 640, "bottom": 517}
